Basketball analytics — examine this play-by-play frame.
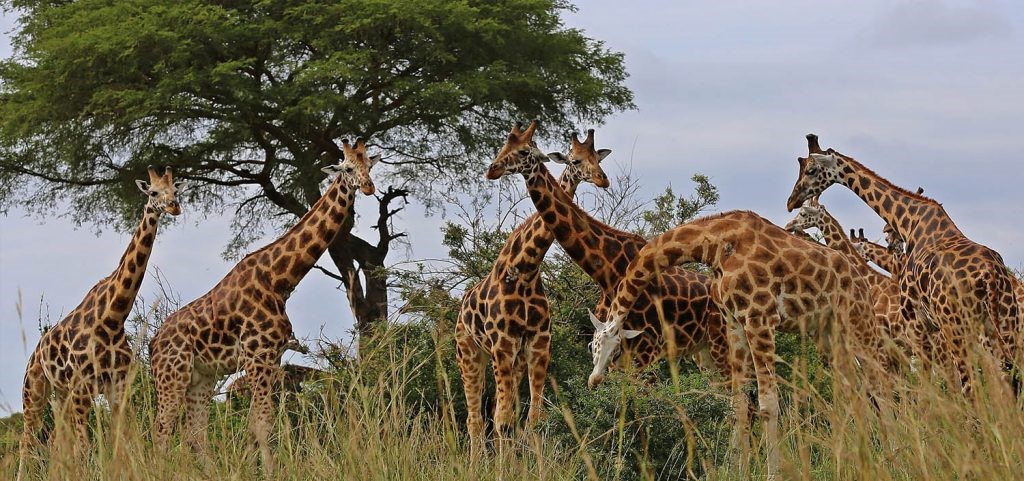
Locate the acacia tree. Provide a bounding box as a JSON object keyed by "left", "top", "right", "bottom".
{"left": 0, "top": 0, "right": 634, "bottom": 343}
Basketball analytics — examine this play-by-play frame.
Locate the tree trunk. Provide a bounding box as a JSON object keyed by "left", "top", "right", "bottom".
{"left": 326, "top": 186, "right": 408, "bottom": 355}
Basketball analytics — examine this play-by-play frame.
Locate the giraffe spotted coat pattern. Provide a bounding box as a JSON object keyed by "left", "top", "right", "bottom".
{"left": 149, "top": 138, "right": 377, "bottom": 474}
{"left": 18, "top": 167, "right": 183, "bottom": 481}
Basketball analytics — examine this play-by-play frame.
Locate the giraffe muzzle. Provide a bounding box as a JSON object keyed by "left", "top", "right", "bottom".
{"left": 485, "top": 163, "right": 505, "bottom": 180}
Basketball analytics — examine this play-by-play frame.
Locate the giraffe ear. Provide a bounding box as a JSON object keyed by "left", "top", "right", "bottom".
{"left": 588, "top": 309, "right": 605, "bottom": 330}
{"left": 596, "top": 149, "right": 612, "bottom": 161}
{"left": 622, "top": 329, "right": 643, "bottom": 339}
{"left": 547, "top": 152, "right": 569, "bottom": 164}
{"left": 135, "top": 180, "right": 151, "bottom": 193}
{"left": 321, "top": 164, "right": 344, "bottom": 176}
{"left": 368, "top": 154, "right": 381, "bottom": 168}
{"left": 173, "top": 180, "right": 188, "bottom": 191}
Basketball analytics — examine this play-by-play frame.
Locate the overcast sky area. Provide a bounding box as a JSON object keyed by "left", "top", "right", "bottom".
{"left": 1, "top": 0, "right": 1022, "bottom": 413}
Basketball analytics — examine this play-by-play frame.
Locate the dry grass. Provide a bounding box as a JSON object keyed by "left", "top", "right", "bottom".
{"left": 2, "top": 322, "right": 1022, "bottom": 480}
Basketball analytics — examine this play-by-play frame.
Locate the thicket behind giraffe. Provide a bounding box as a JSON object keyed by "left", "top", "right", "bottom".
{"left": 588, "top": 210, "right": 883, "bottom": 481}
{"left": 456, "top": 123, "right": 610, "bottom": 454}
{"left": 18, "top": 166, "right": 183, "bottom": 481}
{"left": 148, "top": 138, "right": 377, "bottom": 474}
{"left": 787, "top": 134, "right": 1021, "bottom": 391}
{"left": 484, "top": 121, "right": 730, "bottom": 388}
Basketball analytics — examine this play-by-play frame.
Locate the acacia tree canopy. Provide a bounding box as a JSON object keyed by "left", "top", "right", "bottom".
{"left": 0, "top": 0, "right": 634, "bottom": 339}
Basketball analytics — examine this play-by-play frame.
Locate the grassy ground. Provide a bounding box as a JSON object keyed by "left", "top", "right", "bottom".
{"left": 2, "top": 330, "right": 1022, "bottom": 480}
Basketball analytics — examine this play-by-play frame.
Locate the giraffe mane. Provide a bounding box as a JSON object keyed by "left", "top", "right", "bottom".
{"left": 829, "top": 150, "right": 941, "bottom": 206}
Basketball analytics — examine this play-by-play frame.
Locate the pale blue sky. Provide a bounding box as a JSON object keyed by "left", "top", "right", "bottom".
{"left": 1, "top": 0, "right": 1022, "bottom": 413}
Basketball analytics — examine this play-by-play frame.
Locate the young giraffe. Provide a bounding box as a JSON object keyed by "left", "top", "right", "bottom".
{"left": 785, "top": 200, "right": 911, "bottom": 365}
{"left": 483, "top": 122, "right": 730, "bottom": 388}
{"left": 457, "top": 123, "right": 610, "bottom": 454}
{"left": 787, "top": 134, "right": 1021, "bottom": 391}
{"left": 851, "top": 227, "right": 902, "bottom": 275}
{"left": 149, "top": 138, "right": 377, "bottom": 474}
{"left": 18, "top": 167, "right": 183, "bottom": 480}
{"left": 588, "top": 210, "right": 883, "bottom": 481}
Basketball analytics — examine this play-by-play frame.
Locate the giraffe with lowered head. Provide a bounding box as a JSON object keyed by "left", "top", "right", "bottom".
{"left": 787, "top": 134, "right": 1020, "bottom": 391}
{"left": 149, "top": 138, "right": 377, "bottom": 474}
{"left": 589, "top": 210, "right": 884, "bottom": 481}
{"left": 483, "top": 122, "right": 731, "bottom": 388}
{"left": 457, "top": 123, "right": 610, "bottom": 454}
{"left": 18, "top": 166, "right": 184, "bottom": 481}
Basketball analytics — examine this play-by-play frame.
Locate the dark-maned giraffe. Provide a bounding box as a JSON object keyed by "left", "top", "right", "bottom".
{"left": 484, "top": 122, "right": 730, "bottom": 388}
{"left": 787, "top": 134, "right": 1020, "bottom": 392}
{"left": 785, "top": 200, "right": 911, "bottom": 365}
{"left": 457, "top": 123, "right": 610, "bottom": 455}
{"left": 18, "top": 166, "right": 183, "bottom": 481}
{"left": 149, "top": 138, "right": 377, "bottom": 474}
{"left": 589, "top": 210, "right": 883, "bottom": 481}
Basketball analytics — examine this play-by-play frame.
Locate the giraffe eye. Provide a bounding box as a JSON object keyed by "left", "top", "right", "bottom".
{"left": 587, "top": 341, "right": 594, "bottom": 353}
{"left": 149, "top": 191, "right": 158, "bottom": 197}
{"left": 805, "top": 167, "right": 818, "bottom": 175}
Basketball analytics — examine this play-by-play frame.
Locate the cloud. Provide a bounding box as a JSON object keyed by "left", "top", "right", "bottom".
{"left": 862, "top": 0, "right": 1012, "bottom": 48}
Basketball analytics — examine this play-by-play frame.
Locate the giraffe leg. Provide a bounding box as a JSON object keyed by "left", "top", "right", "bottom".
{"left": 244, "top": 352, "right": 283, "bottom": 476}
{"left": 62, "top": 390, "right": 93, "bottom": 462}
{"left": 152, "top": 343, "right": 194, "bottom": 451}
{"left": 745, "top": 315, "right": 781, "bottom": 481}
{"left": 524, "top": 333, "right": 551, "bottom": 427}
{"left": 456, "top": 332, "right": 488, "bottom": 458}
{"left": 725, "top": 315, "right": 753, "bottom": 478}
{"left": 491, "top": 339, "right": 520, "bottom": 452}
{"left": 17, "top": 356, "right": 51, "bottom": 481}
{"left": 183, "top": 375, "right": 216, "bottom": 458}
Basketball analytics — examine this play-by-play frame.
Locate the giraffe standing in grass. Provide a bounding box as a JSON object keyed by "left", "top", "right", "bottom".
{"left": 588, "top": 210, "right": 883, "bottom": 481}
{"left": 787, "top": 134, "right": 1020, "bottom": 391}
{"left": 18, "top": 166, "right": 184, "bottom": 481}
{"left": 483, "top": 122, "right": 731, "bottom": 387}
{"left": 457, "top": 123, "right": 610, "bottom": 454}
{"left": 785, "top": 200, "right": 912, "bottom": 364}
{"left": 149, "top": 138, "right": 377, "bottom": 474}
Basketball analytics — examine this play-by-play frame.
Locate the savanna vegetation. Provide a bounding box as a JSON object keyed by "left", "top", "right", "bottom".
{"left": 2, "top": 1, "right": 1023, "bottom": 480}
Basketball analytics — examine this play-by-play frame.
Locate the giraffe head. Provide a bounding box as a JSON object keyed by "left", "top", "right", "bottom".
{"left": 784, "top": 197, "right": 826, "bottom": 234}
{"left": 545, "top": 129, "right": 612, "bottom": 188}
{"left": 786, "top": 134, "right": 846, "bottom": 212}
{"left": 882, "top": 224, "right": 906, "bottom": 255}
{"left": 586, "top": 310, "right": 642, "bottom": 388}
{"left": 322, "top": 137, "right": 379, "bottom": 195}
{"left": 135, "top": 166, "right": 184, "bottom": 216}
{"left": 484, "top": 120, "right": 546, "bottom": 179}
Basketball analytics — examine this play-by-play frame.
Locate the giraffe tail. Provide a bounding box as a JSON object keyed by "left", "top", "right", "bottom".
{"left": 984, "top": 269, "right": 1019, "bottom": 370}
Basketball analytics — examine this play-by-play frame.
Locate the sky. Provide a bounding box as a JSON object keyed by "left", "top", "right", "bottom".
{"left": 1, "top": 0, "right": 1022, "bottom": 413}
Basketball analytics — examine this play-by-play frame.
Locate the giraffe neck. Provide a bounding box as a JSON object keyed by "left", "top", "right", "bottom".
{"left": 813, "top": 213, "right": 890, "bottom": 286}
{"left": 858, "top": 240, "right": 898, "bottom": 274}
{"left": 606, "top": 220, "right": 717, "bottom": 325}
{"left": 496, "top": 170, "right": 582, "bottom": 277}
{"left": 522, "top": 161, "right": 646, "bottom": 293}
{"left": 107, "top": 204, "right": 162, "bottom": 317}
{"left": 256, "top": 177, "right": 356, "bottom": 295}
{"left": 837, "top": 156, "right": 961, "bottom": 248}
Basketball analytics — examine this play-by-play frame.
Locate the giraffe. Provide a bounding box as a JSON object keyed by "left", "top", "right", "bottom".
{"left": 850, "top": 227, "right": 902, "bottom": 275}
{"left": 148, "top": 138, "right": 377, "bottom": 474}
{"left": 456, "top": 123, "right": 610, "bottom": 455}
{"left": 18, "top": 166, "right": 183, "bottom": 481}
{"left": 785, "top": 199, "right": 912, "bottom": 366}
{"left": 787, "top": 134, "right": 1021, "bottom": 391}
{"left": 483, "top": 121, "right": 730, "bottom": 388}
{"left": 588, "top": 210, "right": 883, "bottom": 481}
